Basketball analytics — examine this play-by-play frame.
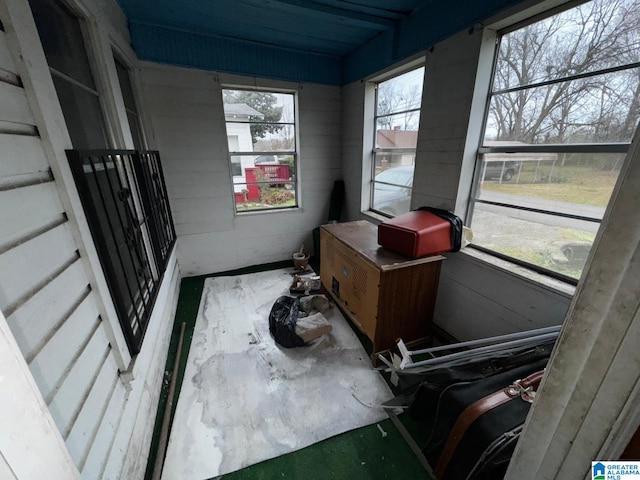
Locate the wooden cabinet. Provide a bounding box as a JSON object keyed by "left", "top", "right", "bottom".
{"left": 320, "top": 220, "right": 444, "bottom": 357}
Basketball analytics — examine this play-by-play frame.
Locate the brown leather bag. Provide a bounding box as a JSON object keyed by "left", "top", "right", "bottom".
{"left": 435, "top": 370, "right": 544, "bottom": 479}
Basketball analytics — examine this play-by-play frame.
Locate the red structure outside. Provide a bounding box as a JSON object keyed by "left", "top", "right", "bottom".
{"left": 238, "top": 164, "right": 291, "bottom": 203}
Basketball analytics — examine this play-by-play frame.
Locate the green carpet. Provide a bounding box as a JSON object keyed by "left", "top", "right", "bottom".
{"left": 145, "top": 260, "right": 434, "bottom": 480}
{"left": 219, "top": 418, "right": 428, "bottom": 480}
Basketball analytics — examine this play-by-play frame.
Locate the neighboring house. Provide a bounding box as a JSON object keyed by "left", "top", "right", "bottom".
{"left": 376, "top": 128, "right": 418, "bottom": 168}
{"left": 224, "top": 102, "right": 263, "bottom": 189}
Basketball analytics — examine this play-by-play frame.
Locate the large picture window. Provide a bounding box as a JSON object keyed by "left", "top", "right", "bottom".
{"left": 468, "top": 0, "right": 639, "bottom": 282}
{"left": 222, "top": 88, "right": 298, "bottom": 212}
{"left": 371, "top": 66, "right": 424, "bottom": 217}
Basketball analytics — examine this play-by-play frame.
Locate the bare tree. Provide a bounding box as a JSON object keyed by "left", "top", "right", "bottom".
{"left": 277, "top": 101, "right": 295, "bottom": 151}
{"left": 488, "top": 0, "right": 640, "bottom": 144}
{"left": 376, "top": 67, "right": 424, "bottom": 131}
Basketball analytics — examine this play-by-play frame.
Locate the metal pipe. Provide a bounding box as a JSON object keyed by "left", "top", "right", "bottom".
{"left": 152, "top": 321, "right": 186, "bottom": 480}
{"left": 401, "top": 332, "right": 558, "bottom": 370}
{"left": 396, "top": 342, "right": 555, "bottom": 375}
{"left": 405, "top": 325, "right": 561, "bottom": 356}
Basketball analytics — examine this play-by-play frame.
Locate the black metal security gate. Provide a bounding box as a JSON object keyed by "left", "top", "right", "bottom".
{"left": 67, "top": 150, "right": 176, "bottom": 354}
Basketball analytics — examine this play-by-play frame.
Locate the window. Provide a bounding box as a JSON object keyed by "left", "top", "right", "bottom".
{"left": 114, "top": 54, "right": 145, "bottom": 149}
{"left": 30, "top": 0, "right": 175, "bottom": 353}
{"left": 222, "top": 88, "right": 298, "bottom": 212}
{"left": 67, "top": 151, "right": 176, "bottom": 354}
{"left": 29, "top": 0, "right": 109, "bottom": 149}
{"left": 371, "top": 66, "right": 424, "bottom": 217}
{"left": 468, "top": 0, "right": 639, "bottom": 282}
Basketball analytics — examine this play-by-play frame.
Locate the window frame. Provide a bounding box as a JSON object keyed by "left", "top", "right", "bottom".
{"left": 369, "top": 65, "right": 425, "bottom": 218}
{"left": 67, "top": 150, "right": 176, "bottom": 354}
{"left": 29, "top": 0, "right": 113, "bottom": 149}
{"left": 29, "top": 0, "right": 173, "bottom": 355}
{"left": 113, "top": 52, "right": 147, "bottom": 150}
{"left": 467, "top": 0, "right": 637, "bottom": 284}
{"left": 221, "top": 86, "right": 300, "bottom": 214}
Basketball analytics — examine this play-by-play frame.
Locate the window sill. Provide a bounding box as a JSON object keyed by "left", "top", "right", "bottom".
{"left": 360, "top": 209, "right": 391, "bottom": 225}
{"left": 235, "top": 206, "right": 303, "bottom": 217}
{"left": 360, "top": 211, "right": 575, "bottom": 297}
{"left": 457, "top": 247, "right": 576, "bottom": 298}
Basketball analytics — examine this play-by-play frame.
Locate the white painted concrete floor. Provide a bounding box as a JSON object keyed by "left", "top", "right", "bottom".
{"left": 161, "top": 268, "right": 392, "bottom": 480}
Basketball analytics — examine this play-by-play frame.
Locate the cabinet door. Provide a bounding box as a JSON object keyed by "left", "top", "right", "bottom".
{"left": 375, "top": 262, "right": 441, "bottom": 353}
{"left": 320, "top": 230, "right": 380, "bottom": 340}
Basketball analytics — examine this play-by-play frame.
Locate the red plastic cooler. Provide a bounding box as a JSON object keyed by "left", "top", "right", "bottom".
{"left": 378, "top": 210, "right": 453, "bottom": 258}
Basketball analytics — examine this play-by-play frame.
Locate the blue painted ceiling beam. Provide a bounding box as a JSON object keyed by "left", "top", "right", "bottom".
{"left": 344, "top": 0, "right": 527, "bottom": 84}
{"left": 120, "top": 0, "right": 528, "bottom": 86}
{"left": 129, "top": 21, "right": 344, "bottom": 85}
{"left": 255, "top": 0, "right": 403, "bottom": 28}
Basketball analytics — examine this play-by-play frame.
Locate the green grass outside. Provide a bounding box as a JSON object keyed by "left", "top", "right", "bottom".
{"left": 495, "top": 245, "right": 585, "bottom": 280}
{"left": 236, "top": 187, "right": 297, "bottom": 211}
{"left": 481, "top": 166, "right": 619, "bottom": 207}
{"left": 558, "top": 227, "right": 596, "bottom": 243}
{"left": 236, "top": 199, "right": 297, "bottom": 211}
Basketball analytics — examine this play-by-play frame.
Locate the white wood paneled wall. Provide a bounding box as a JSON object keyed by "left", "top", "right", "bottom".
{"left": 139, "top": 64, "right": 343, "bottom": 276}
{"left": 341, "top": 80, "right": 370, "bottom": 222}
{"left": 412, "top": 30, "right": 482, "bottom": 211}
{"left": 0, "top": 1, "right": 182, "bottom": 478}
{"left": 435, "top": 251, "right": 572, "bottom": 340}
{"left": 0, "top": 19, "right": 127, "bottom": 476}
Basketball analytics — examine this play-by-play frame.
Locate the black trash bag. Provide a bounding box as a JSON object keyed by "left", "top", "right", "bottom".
{"left": 268, "top": 296, "right": 306, "bottom": 348}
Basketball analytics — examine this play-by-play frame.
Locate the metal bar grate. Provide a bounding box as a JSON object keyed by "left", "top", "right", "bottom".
{"left": 67, "top": 149, "right": 176, "bottom": 354}
{"left": 133, "top": 151, "right": 176, "bottom": 274}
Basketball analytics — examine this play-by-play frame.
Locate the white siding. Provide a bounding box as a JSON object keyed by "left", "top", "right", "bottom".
{"left": 412, "top": 29, "right": 482, "bottom": 211}
{"left": 0, "top": 81, "right": 34, "bottom": 124}
{"left": 434, "top": 252, "right": 572, "bottom": 340}
{"left": 7, "top": 259, "right": 89, "bottom": 359}
{"left": 0, "top": 3, "right": 181, "bottom": 479}
{"left": 140, "top": 64, "right": 343, "bottom": 275}
{"left": 28, "top": 294, "right": 101, "bottom": 401}
{"left": 0, "top": 182, "right": 66, "bottom": 243}
{"left": 0, "top": 31, "right": 128, "bottom": 476}
{"left": 65, "top": 353, "right": 119, "bottom": 468}
{"left": 0, "top": 310, "right": 80, "bottom": 480}
{"left": 102, "top": 254, "right": 180, "bottom": 480}
{"left": 80, "top": 378, "right": 127, "bottom": 479}
{"left": 0, "top": 224, "right": 79, "bottom": 313}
